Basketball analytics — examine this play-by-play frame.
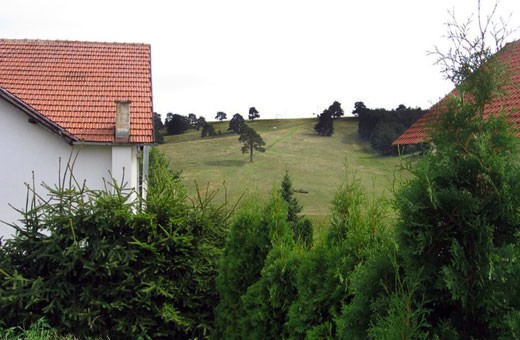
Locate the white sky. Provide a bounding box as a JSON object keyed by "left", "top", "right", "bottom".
{"left": 1, "top": 0, "right": 519, "bottom": 119}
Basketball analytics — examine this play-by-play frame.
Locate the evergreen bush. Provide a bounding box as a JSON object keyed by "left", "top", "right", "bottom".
{"left": 395, "top": 41, "right": 520, "bottom": 338}
{"left": 214, "top": 194, "right": 294, "bottom": 339}
{"left": 287, "top": 171, "right": 391, "bottom": 338}
{"left": 0, "top": 148, "right": 230, "bottom": 339}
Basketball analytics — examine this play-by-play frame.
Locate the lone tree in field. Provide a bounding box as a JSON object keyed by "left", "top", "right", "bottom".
{"left": 228, "top": 113, "right": 246, "bottom": 133}
{"left": 215, "top": 111, "right": 227, "bottom": 121}
{"left": 239, "top": 125, "right": 265, "bottom": 162}
{"left": 396, "top": 2, "right": 520, "bottom": 337}
{"left": 314, "top": 108, "right": 334, "bottom": 136}
{"left": 248, "top": 107, "right": 260, "bottom": 120}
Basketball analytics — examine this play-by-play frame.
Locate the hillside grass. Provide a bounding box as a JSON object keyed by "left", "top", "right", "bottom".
{"left": 158, "top": 117, "right": 410, "bottom": 224}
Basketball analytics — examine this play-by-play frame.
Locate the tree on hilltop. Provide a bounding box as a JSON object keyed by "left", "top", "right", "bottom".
{"left": 165, "top": 113, "right": 190, "bottom": 135}
{"left": 215, "top": 111, "right": 227, "bottom": 121}
{"left": 328, "top": 101, "right": 344, "bottom": 118}
{"left": 352, "top": 101, "right": 367, "bottom": 117}
{"left": 229, "top": 113, "right": 246, "bottom": 133}
{"left": 314, "top": 108, "right": 334, "bottom": 136}
{"left": 248, "top": 107, "right": 260, "bottom": 120}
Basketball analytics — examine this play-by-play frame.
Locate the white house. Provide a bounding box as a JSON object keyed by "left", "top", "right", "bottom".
{"left": 0, "top": 40, "right": 154, "bottom": 240}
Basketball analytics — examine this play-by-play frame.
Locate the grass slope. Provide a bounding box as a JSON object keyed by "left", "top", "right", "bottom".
{"left": 158, "top": 118, "right": 406, "bottom": 222}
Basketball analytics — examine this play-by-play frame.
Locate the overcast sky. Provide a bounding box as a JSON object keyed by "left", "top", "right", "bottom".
{"left": 1, "top": 0, "right": 519, "bottom": 119}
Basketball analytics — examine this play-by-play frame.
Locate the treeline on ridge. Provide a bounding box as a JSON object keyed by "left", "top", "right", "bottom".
{"left": 353, "top": 102, "right": 425, "bottom": 155}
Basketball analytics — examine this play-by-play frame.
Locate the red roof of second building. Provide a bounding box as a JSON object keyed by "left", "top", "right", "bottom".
{"left": 393, "top": 39, "right": 520, "bottom": 145}
{"left": 0, "top": 39, "right": 153, "bottom": 143}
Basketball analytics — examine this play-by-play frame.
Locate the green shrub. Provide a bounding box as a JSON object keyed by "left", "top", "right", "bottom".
{"left": 395, "top": 50, "right": 520, "bottom": 337}
{"left": 0, "top": 148, "right": 229, "bottom": 339}
{"left": 214, "top": 193, "right": 294, "bottom": 339}
{"left": 286, "top": 171, "right": 391, "bottom": 338}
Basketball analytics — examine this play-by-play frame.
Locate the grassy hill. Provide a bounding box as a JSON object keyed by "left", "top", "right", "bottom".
{"left": 158, "top": 117, "right": 408, "bottom": 223}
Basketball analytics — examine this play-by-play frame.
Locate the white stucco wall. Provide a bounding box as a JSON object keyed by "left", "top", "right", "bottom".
{"left": 0, "top": 99, "right": 139, "bottom": 241}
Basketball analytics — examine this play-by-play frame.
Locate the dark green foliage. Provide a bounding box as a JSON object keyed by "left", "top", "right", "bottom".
{"left": 238, "top": 125, "right": 266, "bottom": 162}
{"left": 187, "top": 113, "right": 198, "bottom": 127}
{"left": 201, "top": 122, "right": 217, "bottom": 138}
{"left": 280, "top": 170, "right": 301, "bottom": 223}
{"left": 314, "top": 101, "right": 344, "bottom": 136}
{"left": 280, "top": 170, "right": 313, "bottom": 247}
{"left": 239, "top": 199, "right": 297, "bottom": 339}
{"left": 214, "top": 195, "right": 294, "bottom": 339}
{"left": 165, "top": 112, "right": 190, "bottom": 135}
{"left": 396, "top": 100, "right": 520, "bottom": 337}
{"left": 195, "top": 116, "right": 207, "bottom": 130}
{"left": 352, "top": 101, "right": 366, "bottom": 117}
{"left": 328, "top": 100, "right": 344, "bottom": 118}
{"left": 293, "top": 217, "right": 313, "bottom": 249}
{"left": 355, "top": 103, "right": 424, "bottom": 154}
{"left": 287, "top": 172, "right": 390, "bottom": 338}
{"left": 370, "top": 119, "right": 407, "bottom": 155}
{"left": 395, "top": 40, "right": 520, "bottom": 337}
{"left": 0, "top": 148, "right": 229, "bottom": 339}
{"left": 336, "top": 246, "right": 397, "bottom": 339}
{"left": 314, "top": 109, "right": 334, "bottom": 136}
{"left": 153, "top": 112, "right": 165, "bottom": 144}
{"left": 248, "top": 106, "right": 260, "bottom": 120}
{"left": 215, "top": 111, "right": 227, "bottom": 121}
{"left": 0, "top": 317, "right": 77, "bottom": 339}
{"left": 228, "top": 113, "right": 246, "bottom": 133}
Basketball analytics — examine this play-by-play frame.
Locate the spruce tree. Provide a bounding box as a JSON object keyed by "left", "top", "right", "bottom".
{"left": 280, "top": 170, "right": 313, "bottom": 247}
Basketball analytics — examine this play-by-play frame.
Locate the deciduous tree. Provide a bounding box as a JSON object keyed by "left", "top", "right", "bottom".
{"left": 165, "top": 113, "right": 190, "bottom": 135}
{"left": 248, "top": 107, "right": 260, "bottom": 120}
{"left": 228, "top": 113, "right": 246, "bottom": 133}
{"left": 153, "top": 112, "right": 164, "bottom": 144}
{"left": 201, "top": 123, "right": 217, "bottom": 138}
{"left": 314, "top": 109, "right": 334, "bottom": 136}
{"left": 328, "top": 101, "right": 344, "bottom": 118}
{"left": 215, "top": 111, "right": 227, "bottom": 121}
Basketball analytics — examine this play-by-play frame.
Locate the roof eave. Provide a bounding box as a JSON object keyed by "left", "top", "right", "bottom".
{"left": 0, "top": 87, "right": 78, "bottom": 145}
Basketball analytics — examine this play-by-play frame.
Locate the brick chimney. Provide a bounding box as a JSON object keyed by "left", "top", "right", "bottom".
{"left": 115, "top": 100, "right": 131, "bottom": 141}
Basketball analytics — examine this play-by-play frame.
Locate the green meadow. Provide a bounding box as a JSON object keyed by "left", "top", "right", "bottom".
{"left": 158, "top": 117, "right": 409, "bottom": 223}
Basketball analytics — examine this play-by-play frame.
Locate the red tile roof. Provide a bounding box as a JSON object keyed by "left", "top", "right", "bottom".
{"left": 393, "top": 39, "right": 520, "bottom": 145}
{"left": 0, "top": 39, "right": 153, "bottom": 143}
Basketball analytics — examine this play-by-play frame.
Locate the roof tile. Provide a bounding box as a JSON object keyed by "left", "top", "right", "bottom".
{"left": 0, "top": 39, "right": 154, "bottom": 143}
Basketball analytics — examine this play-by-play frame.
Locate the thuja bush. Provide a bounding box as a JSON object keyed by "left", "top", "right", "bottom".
{"left": 395, "top": 50, "right": 520, "bottom": 337}
{"left": 286, "top": 171, "right": 392, "bottom": 338}
{"left": 0, "top": 148, "right": 230, "bottom": 339}
{"left": 214, "top": 193, "right": 294, "bottom": 339}
{"left": 239, "top": 202, "right": 299, "bottom": 339}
